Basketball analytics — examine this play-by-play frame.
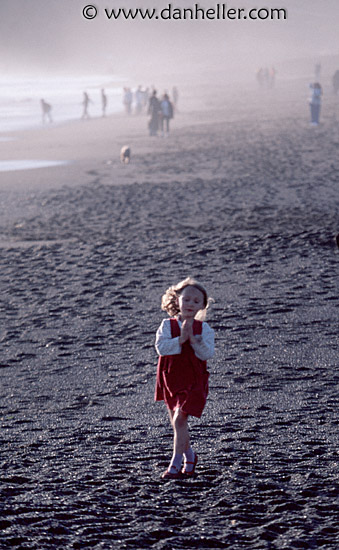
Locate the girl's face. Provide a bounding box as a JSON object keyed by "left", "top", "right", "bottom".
{"left": 178, "top": 286, "right": 205, "bottom": 321}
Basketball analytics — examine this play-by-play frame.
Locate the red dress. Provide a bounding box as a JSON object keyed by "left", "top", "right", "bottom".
{"left": 154, "top": 318, "right": 209, "bottom": 418}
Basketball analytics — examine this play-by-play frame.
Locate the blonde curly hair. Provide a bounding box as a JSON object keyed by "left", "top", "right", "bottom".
{"left": 161, "top": 277, "right": 211, "bottom": 320}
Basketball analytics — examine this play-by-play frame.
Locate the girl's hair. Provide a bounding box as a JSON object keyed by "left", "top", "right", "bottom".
{"left": 161, "top": 277, "right": 212, "bottom": 321}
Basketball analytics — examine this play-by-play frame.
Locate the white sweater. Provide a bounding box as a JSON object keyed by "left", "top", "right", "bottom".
{"left": 155, "top": 318, "right": 215, "bottom": 361}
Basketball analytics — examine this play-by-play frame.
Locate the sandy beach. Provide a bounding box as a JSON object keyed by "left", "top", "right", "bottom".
{"left": 1, "top": 79, "right": 339, "bottom": 549}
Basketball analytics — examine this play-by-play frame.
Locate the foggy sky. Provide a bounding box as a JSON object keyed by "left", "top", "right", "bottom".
{"left": 1, "top": 0, "right": 339, "bottom": 79}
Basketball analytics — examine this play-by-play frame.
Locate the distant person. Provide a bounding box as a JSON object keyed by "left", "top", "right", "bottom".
{"left": 172, "top": 86, "right": 179, "bottom": 111}
{"left": 160, "top": 93, "right": 174, "bottom": 137}
{"left": 101, "top": 89, "right": 107, "bottom": 117}
{"left": 332, "top": 70, "right": 339, "bottom": 95}
{"left": 135, "top": 86, "right": 143, "bottom": 115}
{"left": 143, "top": 88, "right": 150, "bottom": 111}
{"left": 81, "top": 92, "right": 92, "bottom": 119}
{"left": 123, "top": 87, "right": 133, "bottom": 114}
{"left": 40, "top": 99, "right": 53, "bottom": 124}
{"left": 154, "top": 277, "right": 215, "bottom": 479}
{"left": 148, "top": 90, "right": 160, "bottom": 136}
{"left": 309, "top": 82, "right": 322, "bottom": 126}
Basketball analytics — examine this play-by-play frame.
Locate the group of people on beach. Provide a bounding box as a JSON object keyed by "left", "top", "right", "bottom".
{"left": 255, "top": 62, "right": 339, "bottom": 127}
{"left": 40, "top": 89, "right": 108, "bottom": 124}
{"left": 40, "top": 85, "right": 178, "bottom": 137}
{"left": 256, "top": 66, "right": 276, "bottom": 89}
{"left": 123, "top": 86, "right": 146, "bottom": 115}
{"left": 123, "top": 85, "right": 178, "bottom": 137}
{"left": 147, "top": 90, "right": 175, "bottom": 137}
{"left": 81, "top": 89, "right": 108, "bottom": 119}
{"left": 40, "top": 63, "right": 339, "bottom": 134}
{"left": 123, "top": 85, "right": 178, "bottom": 116}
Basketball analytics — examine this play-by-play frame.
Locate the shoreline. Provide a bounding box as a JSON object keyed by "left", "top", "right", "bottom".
{"left": 1, "top": 76, "right": 338, "bottom": 192}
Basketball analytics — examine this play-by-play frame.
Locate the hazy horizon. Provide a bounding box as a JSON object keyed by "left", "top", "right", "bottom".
{"left": 1, "top": 0, "right": 339, "bottom": 82}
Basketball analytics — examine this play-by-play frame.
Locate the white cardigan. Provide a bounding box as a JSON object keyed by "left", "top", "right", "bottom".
{"left": 155, "top": 318, "right": 215, "bottom": 361}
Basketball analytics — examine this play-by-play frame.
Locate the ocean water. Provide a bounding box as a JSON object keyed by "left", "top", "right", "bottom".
{"left": 0, "top": 74, "right": 125, "bottom": 133}
{"left": 0, "top": 160, "right": 69, "bottom": 172}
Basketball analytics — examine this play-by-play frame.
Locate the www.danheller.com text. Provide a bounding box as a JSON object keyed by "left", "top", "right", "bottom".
{"left": 82, "top": 4, "right": 288, "bottom": 21}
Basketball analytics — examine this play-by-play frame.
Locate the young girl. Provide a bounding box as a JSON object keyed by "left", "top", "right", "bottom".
{"left": 155, "top": 277, "right": 215, "bottom": 479}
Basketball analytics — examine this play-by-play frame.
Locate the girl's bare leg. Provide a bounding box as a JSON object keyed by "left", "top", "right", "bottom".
{"left": 163, "top": 408, "right": 196, "bottom": 476}
{"left": 172, "top": 408, "right": 190, "bottom": 455}
{"left": 173, "top": 408, "right": 197, "bottom": 473}
{"left": 163, "top": 408, "right": 189, "bottom": 475}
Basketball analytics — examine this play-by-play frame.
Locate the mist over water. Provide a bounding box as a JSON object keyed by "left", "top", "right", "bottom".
{"left": 0, "top": 75, "right": 124, "bottom": 132}
{"left": 1, "top": 0, "right": 339, "bottom": 135}
{"left": 1, "top": 0, "right": 339, "bottom": 81}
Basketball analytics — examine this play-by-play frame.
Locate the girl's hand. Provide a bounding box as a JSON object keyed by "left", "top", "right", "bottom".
{"left": 179, "top": 319, "right": 193, "bottom": 345}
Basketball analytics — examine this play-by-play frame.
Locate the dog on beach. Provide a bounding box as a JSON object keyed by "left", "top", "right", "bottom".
{"left": 120, "top": 145, "right": 131, "bottom": 164}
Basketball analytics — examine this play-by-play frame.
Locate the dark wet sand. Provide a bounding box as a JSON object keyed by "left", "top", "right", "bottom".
{"left": 1, "top": 81, "right": 339, "bottom": 549}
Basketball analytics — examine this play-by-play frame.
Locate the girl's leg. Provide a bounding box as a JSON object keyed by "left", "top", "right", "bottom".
{"left": 173, "top": 409, "right": 197, "bottom": 473}
{"left": 163, "top": 408, "right": 197, "bottom": 476}
{"left": 163, "top": 408, "right": 188, "bottom": 475}
{"left": 172, "top": 408, "right": 189, "bottom": 455}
